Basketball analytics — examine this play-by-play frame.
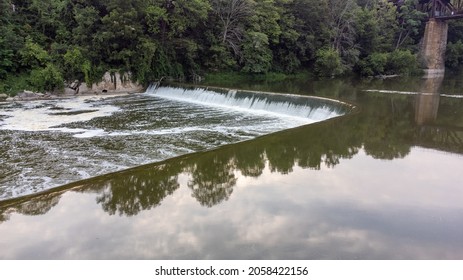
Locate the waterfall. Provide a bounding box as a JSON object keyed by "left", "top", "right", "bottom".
{"left": 146, "top": 86, "right": 352, "bottom": 122}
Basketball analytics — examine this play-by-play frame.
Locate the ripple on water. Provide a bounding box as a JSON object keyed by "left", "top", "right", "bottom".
{"left": 0, "top": 88, "right": 348, "bottom": 200}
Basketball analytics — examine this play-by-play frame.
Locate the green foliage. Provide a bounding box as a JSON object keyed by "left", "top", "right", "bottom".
{"left": 19, "top": 38, "right": 50, "bottom": 69}
{"left": 325, "top": 0, "right": 360, "bottom": 61}
{"left": 145, "top": 5, "right": 168, "bottom": 35}
{"left": 358, "top": 52, "right": 389, "bottom": 76}
{"left": 0, "top": 0, "right": 436, "bottom": 89}
{"left": 394, "top": 0, "right": 427, "bottom": 50}
{"left": 448, "top": 20, "right": 463, "bottom": 44}
{"left": 203, "top": 43, "right": 237, "bottom": 71}
{"left": 241, "top": 32, "right": 273, "bottom": 74}
{"left": 387, "top": 49, "right": 418, "bottom": 75}
{"left": 133, "top": 39, "right": 158, "bottom": 84}
{"left": 314, "top": 48, "right": 344, "bottom": 77}
{"left": 355, "top": 1, "right": 397, "bottom": 56}
{"left": 0, "top": 38, "right": 14, "bottom": 79}
{"left": 63, "top": 47, "right": 92, "bottom": 83}
{"left": 29, "top": 64, "right": 64, "bottom": 92}
{"left": 358, "top": 50, "right": 419, "bottom": 76}
{"left": 446, "top": 40, "right": 463, "bottom": 69}
{"left": 0, "top": 73, "right": 31, "bottom": 96}
{"left": 249, "top": 0, "right": 282, "bottom": 45}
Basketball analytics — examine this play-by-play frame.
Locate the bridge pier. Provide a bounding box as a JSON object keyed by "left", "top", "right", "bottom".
{"left": 415, "top": 75, "right": 443, "bottom": 125}
{"left": 420, "top": 19, "right": 448, "bottom": 77}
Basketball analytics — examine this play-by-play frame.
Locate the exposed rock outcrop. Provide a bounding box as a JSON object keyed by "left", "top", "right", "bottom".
{"left": 66, "top": 71, "right": 143, "bottom": 95}
{"left": 11, "top": 90, "right": 56, "bottom": 101}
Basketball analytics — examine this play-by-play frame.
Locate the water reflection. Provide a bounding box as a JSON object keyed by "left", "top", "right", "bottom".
{"left": 2, "top": 87, "right": 462, "bottom": 217}
{"left": 1, "top": 77, "right": 463, "bottom": 259}
{"left": 91, "top": 164, "right": 182, "bottom": 216}
{"left": 415, "top": 75, "right": 443, "bottom": 125}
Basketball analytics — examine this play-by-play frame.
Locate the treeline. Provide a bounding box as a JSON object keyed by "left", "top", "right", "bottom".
{"left": 1, "top": 0, "right": 463, "bottom": 93}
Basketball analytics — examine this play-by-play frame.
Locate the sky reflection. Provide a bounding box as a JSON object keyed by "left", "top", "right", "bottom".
{"left": 0, "top": 147, "right": 462, "bottom": 259}
{"left": 1, "top": 78, "right": 463, "bottom": 259}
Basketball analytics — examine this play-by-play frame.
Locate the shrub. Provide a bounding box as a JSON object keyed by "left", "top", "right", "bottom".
{"left": 29, "top": 64, "right": 64, "bottom": 92}
{"left": 358, "top": 52, "right": 389, "bottom": 76}
{"left": 387, "top": 49, "right": 418, "bottom": 76}
{"left": 357, "top": 50, "right": 419, "bottom": 76}
{"left": 446, "top": 40, "right": 463, "bottom": 69}
{"left": 314, "top": 48, "right": 344, "bottom": 77}
{"left": 241, "top": 32, "right": 273, "bottom": 74}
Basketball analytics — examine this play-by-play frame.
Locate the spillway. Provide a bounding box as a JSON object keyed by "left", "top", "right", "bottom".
{"left": 0, "top": 86, "right": 353, "bottom": 200}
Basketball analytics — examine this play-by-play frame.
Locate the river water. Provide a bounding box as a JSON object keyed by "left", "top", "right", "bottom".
{"left": 0, "top": 86, "right": 349, "bottom": 200}
{"left": 0, "top": 75, "right": 462, "bottom": 259}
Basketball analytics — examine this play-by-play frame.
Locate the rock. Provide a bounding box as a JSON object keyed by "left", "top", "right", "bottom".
{"left": 64, "top": 88, "right": 77, "bottom": 95}
{"left": 18, "top": 91, "right": 36, "bottom": 98}
{"left": 69, "top": 80, "right": 80, "bottom": 89}
{"left": 6, "top": 97, "right": 14, "bottom": 101}
{"left": 0, "top": 93, "right": 8, "bottom": 100}
{"left": 79, "top": 71, "right": 143, "bottom": 94}
{"left": 17, "top": 91, "right": 47, "bottom": 100}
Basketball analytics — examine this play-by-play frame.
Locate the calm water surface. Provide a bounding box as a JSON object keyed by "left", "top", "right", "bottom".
{"left": 0, "top": 75, "right": 462, "bottom": 259}
{"left": 0, "top": 86, "right": 347, "bottom": 199}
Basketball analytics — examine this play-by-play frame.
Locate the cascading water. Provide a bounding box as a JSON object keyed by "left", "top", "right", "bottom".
{"left": 146, "top": 86, "right": 348, "bottom": 123}
{"left": 0, "top": 86, "right": 353, "bottom": 200}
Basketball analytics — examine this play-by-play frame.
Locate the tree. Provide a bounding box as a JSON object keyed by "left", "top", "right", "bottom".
{"left": 0, "top": 0, "right": 25, "bottom": 77}
{"left": 394, "top": 0, "right": 427, "bottom": 50}
{"left": 29, "top": 0, "right": 69, "bottom": 41}
{"left": 446, "top": 40, "right": 463, "bottom": 68}
{"left": 211, "top": 0, "right": 253, "bottom": 57}
{"left": 355, "top": 0, "right": 398, "bottom": 57}
{"left": 325, "top": 0, "right": 361, "bottom": 69}
{"left": 29, "top": 63, "right": 64, "bottom": 92}
{"left": 241, "top": 31, "right": 273, "bottom": 74}
{"left": 314, "top": 47, "right": 344, "bottom": 77}
{"left": 19, "top": 37, "right": 50, "bottom": 69}
{"left": 63, "top": 46, "right": 91, "bottom": 84}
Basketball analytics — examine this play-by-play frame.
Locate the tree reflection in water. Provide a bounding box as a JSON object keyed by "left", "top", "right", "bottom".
{"left": 89, "top": 163, "right": 182, "bottom": 216}
{"left": 186, "top": 153, "right": 237, "bottom": 208}
{"left": 1, "top": 79, "right": 463, "bottom": 219}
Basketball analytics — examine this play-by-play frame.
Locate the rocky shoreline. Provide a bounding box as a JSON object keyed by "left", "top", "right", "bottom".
{"left": 0, "top": 71, "right": 145, "bottom": 102}
{"left": 0, "top": 90, "right": 143, "bottom": 102}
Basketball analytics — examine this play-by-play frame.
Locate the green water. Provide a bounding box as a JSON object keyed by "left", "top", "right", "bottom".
{"left": 0, "top": 75, "right": 462, "bottom": 259}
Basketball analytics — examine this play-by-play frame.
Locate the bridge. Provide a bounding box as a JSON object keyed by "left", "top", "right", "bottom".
{"left": 390, "top": 1, "right": 463, "bottom": 75}
{"left": 392, "top": 0, "right": 463, "bottom": 20}
{"left": 417, "top": 0, "right": 463, "bottom": 20}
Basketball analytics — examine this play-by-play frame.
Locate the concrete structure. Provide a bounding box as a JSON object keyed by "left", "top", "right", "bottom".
{"left": 415, "top": 75, "right": 443, "bottom": 125}
{"left": 420, "top": 18, "right": 448, "bottom": 77}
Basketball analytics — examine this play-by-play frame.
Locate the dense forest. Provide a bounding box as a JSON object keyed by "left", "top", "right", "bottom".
{"left": 1, "top": 0, "right": 463, "bottom": 94}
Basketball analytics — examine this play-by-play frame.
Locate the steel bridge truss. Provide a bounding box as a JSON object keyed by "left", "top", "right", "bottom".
{"left": 418, "top": 0, "right": 463, "bottom": 20}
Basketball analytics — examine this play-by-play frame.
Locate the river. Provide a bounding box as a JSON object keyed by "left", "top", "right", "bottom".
{"left": 0, "top": 74, "right": 462, "bottom": 259}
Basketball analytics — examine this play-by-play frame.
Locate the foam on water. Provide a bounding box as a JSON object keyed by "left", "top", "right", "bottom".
{"left": 0, "top": 95, "right": 120, "bottom": 133}
{"left": 1, "top": 88, "right": 350, "bottom": 200}
{"left": 147, "top": 86, "right": 344, "bottom": 124}
{"left": 365, "top": 89, "right": 463, "bottom": 98}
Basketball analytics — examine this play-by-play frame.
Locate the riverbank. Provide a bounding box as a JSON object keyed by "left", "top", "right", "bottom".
{"left": 0, "top": 71, "right": 145, "bottom": 102}
{"left": 0, "top": 89, "right": 143, "bottom": 102}
{"left": 1, "top": 77, "right": 463, "bottom": 258}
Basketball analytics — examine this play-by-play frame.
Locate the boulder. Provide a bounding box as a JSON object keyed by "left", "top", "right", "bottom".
{"left": 79, "top": 71, "right": 143, "bottom": 94}
{"left": 0, "top": 93, "right": 8, "bottom": 100}
{"left": 64, "top": 88, "right": 77, "bottom": 95}
{"left": 17, "top": 91, "right": 46, "bottom": 100}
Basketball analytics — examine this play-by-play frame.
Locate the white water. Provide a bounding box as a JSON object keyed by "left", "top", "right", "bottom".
{"left": 147, "top": 86, "right": 343, "bottom": 123}
{"left": 0, "top": 87, "right": 349, "bottom": 200}
{"left": 365, "top": 89, "right": 463, "bottom": 98}
{"left": 0, "top": 95, "right": 120, "bottom": 134}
